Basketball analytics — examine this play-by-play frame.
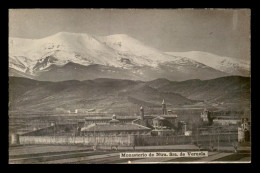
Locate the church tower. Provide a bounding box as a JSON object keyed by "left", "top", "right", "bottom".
{"left": 162, "top": 99, "right": 167, "bottom": 115}
{"left": 140, "top": 106, "right": 144, "bottom": 120}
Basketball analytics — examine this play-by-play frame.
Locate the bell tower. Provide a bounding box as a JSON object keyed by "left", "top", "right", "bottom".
{"left": 140, "top": 106, "right": 144, "bottom": 120}
{"left": 162, "top": 99, "right": 167, "bottom": 115}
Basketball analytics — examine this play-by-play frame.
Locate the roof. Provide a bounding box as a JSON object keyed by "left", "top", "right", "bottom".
{"left": 151, "top": 115, "right": 178, "bottom": 119}
{"left": 153, "top": 116, "right": 165, "bottom": 120}
{"left": 179, "top": 121, "right": 186, "bottom": 125}
{"left": 132, "top": 118, "right": 141, "bottom": 123}
{"left": 161, "top": 115, "right": 178, "bottom": 118}
{"left": 152, "top": 129, "right": 175, "bottom": 132}
{"left": 109, "top": 119, "right": 120, "bottom": 123}
{"left": 213, "top": 116, "right": 241, "bottom": 120}
{"left": 84, "top": 114, "right": 177, "bottom": 121}
{"left": 81, "top": 123, "right": 151, "bottom": 132}
{"left": 85, "top": 116, "right": 138, "bottom": 120}
{"left": 131, "top": 116, "right": 154, "bottom": 122}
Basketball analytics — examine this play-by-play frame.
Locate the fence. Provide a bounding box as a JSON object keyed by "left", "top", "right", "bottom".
{"left": 18, "top": 132, "right": 238, "bottom": 146}
{"left": 133, "top": 133, "right": 238, "bottom": 146}
{"left": 133, "top": 135, "right": 193, "bottom": 146}
{"left": 19, "top": 135, "right": 134, "bottom": 146}
{"left": 197, "top": 133, "right": 238, "bottom": 144}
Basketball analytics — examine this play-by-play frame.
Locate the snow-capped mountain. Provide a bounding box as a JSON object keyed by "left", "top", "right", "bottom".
{"left": 9, "top": 32, "right": 249, "bottom": 81}
{"left": 165, "top": 51, "right": 250, "bottom": 76}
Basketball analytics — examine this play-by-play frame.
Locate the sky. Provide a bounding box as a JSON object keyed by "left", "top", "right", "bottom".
{"left": 9, "top": 9, "right": 250, "bottom": 61}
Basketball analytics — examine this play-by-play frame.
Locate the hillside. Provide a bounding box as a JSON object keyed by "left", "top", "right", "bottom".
{"left": 9, "top": 76, "right": 250, "bottom": 115}
{"left": 148, "top": 76, "right": 251, "bottom": 111}
{"left": 9, "top": 77, "right": 198, "bottom": 115}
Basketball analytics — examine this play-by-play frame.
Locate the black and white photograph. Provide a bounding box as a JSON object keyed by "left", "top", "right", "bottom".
{"left": 8, "top": 8, "right": 251, "bottom": 164}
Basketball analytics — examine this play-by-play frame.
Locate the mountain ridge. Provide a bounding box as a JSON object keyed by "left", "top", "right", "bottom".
{"left": 9, "top": 76, "right": 250, "bottom": 114}
{"left": 9, "top": 32, "right": 250, "bottom": 81}
{"left": 165, "top": 51, "right": 250, "bottom": 76}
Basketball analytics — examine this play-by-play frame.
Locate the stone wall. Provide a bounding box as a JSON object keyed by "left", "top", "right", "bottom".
{"left": 19, "top": 135, "right": 134, "bottom": 146}
{"left": 133, "top": 133, "right": 238, "bottom": 146}
{"left": 134, "top": 135, "right": 193, "bottom": 146}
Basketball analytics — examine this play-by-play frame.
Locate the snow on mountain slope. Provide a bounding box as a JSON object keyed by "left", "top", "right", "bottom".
{"left": 9, "top": 32, "right": 172, "bottom": 72}
{"left": 95, "top": 34, "right": 173, "bottom": 66}
{"left": 165, "top": 51, "right": 250, "bottom": 76}
{"left": 9, "top": 32, "right": 249, "bottom": 81}
{"left": 9, "top": 55, "right": 38, "bottom": 75}
{"left": 9, "top": 32, "right": 122, "bottom": 71}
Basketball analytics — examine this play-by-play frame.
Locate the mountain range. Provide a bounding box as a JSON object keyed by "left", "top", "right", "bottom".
{"left": 9, "top": 32, "right": 250, "bottom": 82}
{"left": 9, "top": 76, "right": 250, "bottom": 115}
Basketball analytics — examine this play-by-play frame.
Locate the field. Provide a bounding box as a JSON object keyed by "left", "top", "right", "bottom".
{"left": 9, "top": 143, "right": 250, "bottom": 164}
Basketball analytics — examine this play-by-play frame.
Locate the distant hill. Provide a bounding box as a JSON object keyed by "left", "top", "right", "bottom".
{"left": 147, "top": 76, "right": 251, "bottom": 111}
{"left": 9, "top": 76, "right": 250, "bottom": 115}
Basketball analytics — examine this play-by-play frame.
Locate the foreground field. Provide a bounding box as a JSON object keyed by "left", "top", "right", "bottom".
{"left": 9, "top": 144, "right": 250, "bottom": 164}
